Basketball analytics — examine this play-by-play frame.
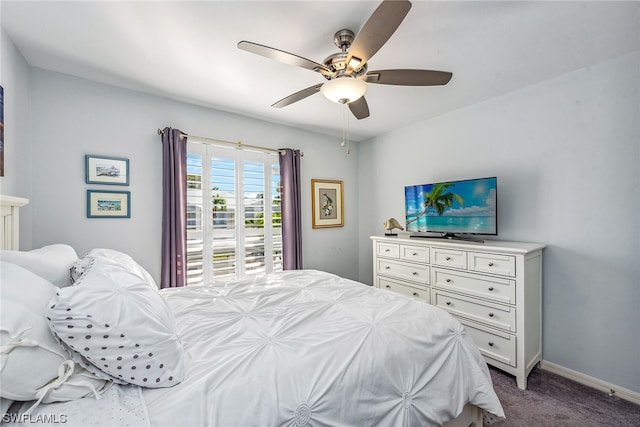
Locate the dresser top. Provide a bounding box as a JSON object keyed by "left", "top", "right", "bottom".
{"left": 371, "top": 234, "right": 545, "bottom": 254}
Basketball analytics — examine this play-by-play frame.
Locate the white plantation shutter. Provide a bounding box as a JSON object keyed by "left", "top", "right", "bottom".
{"left": 270, "top": 162, "right": 283, "bottom": 272}
{"left": 186, "top": 142, "right": 282, "bottom": 285}
{"left": 186, "top": 152, "right": 204, "bottom": 284}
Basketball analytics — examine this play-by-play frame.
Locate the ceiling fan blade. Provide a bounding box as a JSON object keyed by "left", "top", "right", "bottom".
{"left": 271, "top": 83, "right": 324, "bottom": 108}
{"left": 365, "top": 69, "right": 453, "bottom": 86}
{"left": 346, "top": 0, "right": 412, "bottom": 72}
{"left": 238, "top": 41, "right": 331, "bottom": 75}
{"left": 348, "top": 97, "right": 370, "bottom": 120}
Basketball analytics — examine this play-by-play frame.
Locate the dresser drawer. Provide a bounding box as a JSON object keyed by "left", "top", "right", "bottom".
{"left": 431, "top": 247, "right": 467, "bottom": 269}
{"left": 377, "top": 259, "right": 429, "bottom": 284}
{"left": 377, "top": 277, "right": 430, "bottom": 304}
{"left": 432, "top": 290, "right": 515, "bottom": 332}
{"left": 376, "top": 242, "right": 399, "bottom": 258}
{"left": 461, "top": 320, "right": 516, "bottom": 367}
{"left": 468, "top": 252, "right": 515, "bottom": 277}
{"left": 432, "top": 268, "right": 515, "bottom": 304}
{"left": 400, "top": 244, "right": 429, "bottom": 263}
{"left": 372, "top": 236, "right": 544, "bottom": 391}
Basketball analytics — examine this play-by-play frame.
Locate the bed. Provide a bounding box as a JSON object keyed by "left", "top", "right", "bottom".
{"left": 0, "top": 195, "right": 29, "bottom": 251}
{"left": 1, "top": 200, "right": 504, "bottom": 426}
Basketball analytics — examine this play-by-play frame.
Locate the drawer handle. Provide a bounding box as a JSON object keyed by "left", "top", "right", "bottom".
{"left": 488, "top": 287, "right": 494, "bottom": 291}
{"left": 385, "top": 285, "right": 391, "bottom": 289}
{"left": 412, "top": 252, "right": 418, "bottom": 256}
{"left": 385, "top": 249, "right": 390, "bottom": 252}
{"left": 385, "top": 266, "right": 391, "bottom": 270}
{"left": 445, "top": 256, "right": 452, "bottom": 261}
{"left": 412, "top": 292, "right": 419, "bottom": 297}
{"left": 488, "top": 342, "right": 494, "bottom": 347}
{"left": 446, "top": 279, "right": 452, "bottom": 283}
{"left": 446, "top": 301, "right": 452, "bottom": 306}
{"left": 412, "top": 271, "right": 418, "bottom": 276}
{"left": 488, "top": 262, "right": 495, "bottom": 267}
{"left": 488, "top": 312, "right": 494, "bottom": 317}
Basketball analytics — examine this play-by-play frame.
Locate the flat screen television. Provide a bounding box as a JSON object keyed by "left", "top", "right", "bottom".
{"left": 405, "top": 177, "right": 497, "bottom": 241}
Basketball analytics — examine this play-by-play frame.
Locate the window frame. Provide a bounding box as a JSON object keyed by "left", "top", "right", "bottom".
{"left": 186, "top": 141, "right": 282, "bottom": 284}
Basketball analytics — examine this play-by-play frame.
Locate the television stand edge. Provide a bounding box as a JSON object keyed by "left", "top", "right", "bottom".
{"left": 410, "top": 232, "right": 485, "bottom": 243}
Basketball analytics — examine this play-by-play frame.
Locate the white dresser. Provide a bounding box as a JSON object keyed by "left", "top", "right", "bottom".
{"left": 371, "top": 235, "right": 545, "bottom": 390}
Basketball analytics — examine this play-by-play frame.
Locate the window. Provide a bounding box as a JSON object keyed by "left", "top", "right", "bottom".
{"left": 186, "top": 142, "right": 282, "bottom": 285}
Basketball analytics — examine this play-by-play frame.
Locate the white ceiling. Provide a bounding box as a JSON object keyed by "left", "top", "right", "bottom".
{"left": 2, "top": 1, "right": 638, "bottom": 141}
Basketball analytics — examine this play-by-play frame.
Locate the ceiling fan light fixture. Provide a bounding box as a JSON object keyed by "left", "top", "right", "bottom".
{"left": 321, "top": 76, "right": 367, "bottom": 104}
{"left": 346, "top": 57, "right": 362, "bottom": 72}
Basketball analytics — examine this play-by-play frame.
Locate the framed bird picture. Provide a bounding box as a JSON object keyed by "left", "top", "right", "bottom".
{"left": 311, "top": 179, "right": 343, "bottom": 228}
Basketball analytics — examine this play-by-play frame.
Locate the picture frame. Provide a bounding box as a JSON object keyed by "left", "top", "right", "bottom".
{"left": 87, "top": 190, "right": 131, "bottom": 218}
{"left": 1, "top": 85, "right": 4, "bottom": 177}
{"left": 311, "top": 179, "right": 343, "bottom": 228}
{"left": 85, "top": 155, "right": 129, "bottom": 185}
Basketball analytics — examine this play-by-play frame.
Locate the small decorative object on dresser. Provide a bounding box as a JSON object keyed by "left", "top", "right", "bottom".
{"left": 371, "top": 235, "right": 545, "bottom": 390}
{"left": 383, "top": 217, "right": 404, "bottom": 236}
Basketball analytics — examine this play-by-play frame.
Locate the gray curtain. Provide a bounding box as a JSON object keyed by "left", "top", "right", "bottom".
{"left": 161, "top": 127, "right": 187, "bottom": 288}
{"left": 279, "top": 148, "right": 303, "bottom": 270}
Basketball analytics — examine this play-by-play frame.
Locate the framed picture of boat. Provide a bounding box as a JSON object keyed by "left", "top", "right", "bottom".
{"left": 85, "top": 155, "right": 129, "bottom": 185}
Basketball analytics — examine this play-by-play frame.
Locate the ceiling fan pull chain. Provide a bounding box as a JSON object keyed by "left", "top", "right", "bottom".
{"left": 346, "top": 104, "right": 351, "bottom": 155}
{"left": 341, "top": 103, "right": 351, "bottom": 155}
{"left": 341, "top": 104, "right": 347, "bottom": 147}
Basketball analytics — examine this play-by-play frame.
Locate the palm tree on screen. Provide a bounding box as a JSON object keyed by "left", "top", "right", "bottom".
{"left": 406, "top": 182, "right": 464, "bottom": 226}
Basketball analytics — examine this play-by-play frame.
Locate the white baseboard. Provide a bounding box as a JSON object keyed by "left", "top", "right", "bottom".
{"left": 540, "top": 360, "right": 640, "bottom": 406}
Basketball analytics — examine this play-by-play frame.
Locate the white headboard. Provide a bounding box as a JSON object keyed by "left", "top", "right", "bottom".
{"left": 0, "top": 195, "right": 29, "bottom": 250}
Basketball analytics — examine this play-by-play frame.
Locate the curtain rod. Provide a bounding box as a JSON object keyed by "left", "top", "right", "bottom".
{"left": 157, "top": 129, "right": 302, "bottom": 156}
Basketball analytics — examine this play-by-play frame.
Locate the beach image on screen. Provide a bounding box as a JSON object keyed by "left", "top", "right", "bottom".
{"left": 405, "top": 177, "right": 497, "bottom": 235}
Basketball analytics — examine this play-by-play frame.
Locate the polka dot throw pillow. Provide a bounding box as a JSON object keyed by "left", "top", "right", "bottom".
{"left": 47, "top": 257, "right": 184, "bottom": 388}
{"left": 70, "top": 248, "right": 157, "bottom": 289}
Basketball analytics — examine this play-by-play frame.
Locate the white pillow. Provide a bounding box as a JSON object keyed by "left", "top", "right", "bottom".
{"left": 71, "top": 248, "right": 156, "bottom": 289}
{"left": 0, "top": 263, "right": 109, "bottom": 403}
{"left": 48, "top": 257, "right": 184, "bottom": 388}
{"left": 0, "top": 261, "right": 56, "bottom": 315}
{"left": 1, "top": 244, "right": 79, "bottom": 287}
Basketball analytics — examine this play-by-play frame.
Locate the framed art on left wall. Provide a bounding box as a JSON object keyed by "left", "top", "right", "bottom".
{"left": 87, "top": 190, "right": 131, "bottom": 218}
{"left": 1, "top": 85, "right": 4, "bottom": 177}
{"left": 85, "top": 155, "right": 129, "bottom": 185}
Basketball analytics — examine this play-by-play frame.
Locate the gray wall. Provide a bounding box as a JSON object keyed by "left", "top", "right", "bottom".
{"left": 357, "top": 52, "right": 639, "bottom": 393}
{"left": 2, "top": 23, "right": 638, "bottom": 396}
{"left": 0, "top": 29, "right": 33, "bottom": 247}
{"left": 17, "top": 68, "right": 361, "bottom": 283}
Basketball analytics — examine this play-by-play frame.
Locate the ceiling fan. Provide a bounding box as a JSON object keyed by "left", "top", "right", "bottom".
{"left": 237, "top": 0, "right": 452, "bottom": 120}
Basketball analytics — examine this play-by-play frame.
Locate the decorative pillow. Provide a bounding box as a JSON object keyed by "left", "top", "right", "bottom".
{"left": 1, "top": 244, "right": 79, "bottom": 287}
{"left": 70, "top": 248, "right": 157, "bottom": 289}
{"left": 48, "top": 256, "right": 183, "bottom": 388}
{"left": 0, "top": 263, "right": 110, "bottom": 403}
{"left": 0, "top": 261, "right": 56, "bottom": 315}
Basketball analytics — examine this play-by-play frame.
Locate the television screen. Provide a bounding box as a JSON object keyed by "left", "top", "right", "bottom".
{"left": 405, "top": 177, "right": 497, "bottom": 236}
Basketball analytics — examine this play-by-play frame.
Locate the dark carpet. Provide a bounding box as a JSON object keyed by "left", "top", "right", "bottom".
{"left": 484, "top": 367, "right": 640, "bottom": 426}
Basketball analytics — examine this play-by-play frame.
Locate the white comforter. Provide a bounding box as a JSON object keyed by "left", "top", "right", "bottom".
{"left": 14, "top": 270, "right": 504, "bottom": 426}
{"left": 144, "top": 270, "right": 504, "bottom": 426}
